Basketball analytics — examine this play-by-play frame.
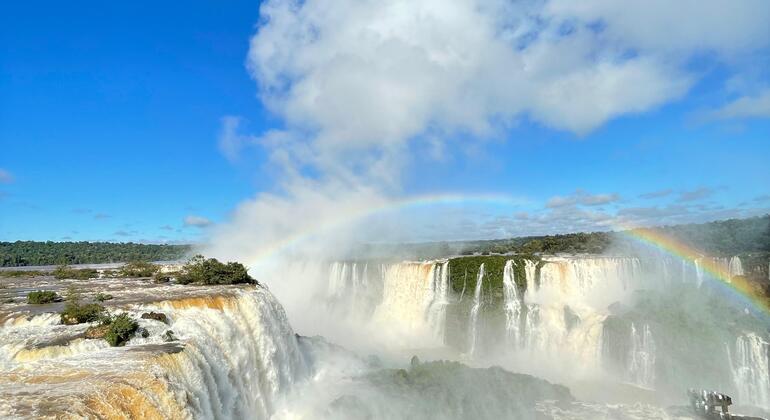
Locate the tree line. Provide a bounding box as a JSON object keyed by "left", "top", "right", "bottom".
{"left": 0, "top": 241, "right": 191, "bottom": 267}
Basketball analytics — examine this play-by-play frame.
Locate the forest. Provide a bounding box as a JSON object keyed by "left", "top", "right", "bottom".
{"left": 0, "top": 241, "right": 191, "bottom": 267}
{"left": 2, "top": 215, "right": 768, "bottom": 267}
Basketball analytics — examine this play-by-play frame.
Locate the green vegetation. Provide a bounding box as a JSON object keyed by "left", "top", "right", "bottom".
{"left": 444, "top": 255, "right": 542, "bottom": 352}
{"left": 27, "top": 290, "right": 59, "bottom": 304}
{"left": 0, "top": 241, "right": 190, "bottom": 267}
{"left": 60, "top": 287, "right": 106, "bottom": 324}
{"left": 60, "top": 303, "right": 107, "bottom": 324}
{"left": 53, "top": 265, "right": 98, "bottom": 280}
{"left": 93, "top": 292, "right": 113, "bottom": 302}
{"left": 0, "top": 270, "right": 46, "bottom": 278}
{"left": 119, "top": 261, "right": 159, "bottom": 278}
{"left": 326, "top": 360, "right": 574, "bottom": 419}
{"left": 104, "top": 313, "right": 139, "bottom": 347}
{"left": 153, "top": 272, "right": 173, "bottom": 283}
{"left": 177, "top": 255, "right": 257, "bottom": 285}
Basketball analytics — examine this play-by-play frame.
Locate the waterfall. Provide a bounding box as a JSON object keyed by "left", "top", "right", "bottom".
{"left": 694, "top": 259, "right": 704, "bottom": 288}
{"left": 502, "top": 260, "right": 522, "bottom": 346}
{"left": 325, "top": 262, "right": 383, "bottom": 319}
{"left": 627, "top": 323, "right": 656, "bottom": 388}
{"left": 468, "top": 263, "right": 485, "bottom": 356}
{"left": 425, "top": 261, "right": 450, "bottom": 342}
{"left": 371, "top": 261, "right": 449, "bottom": 343}
{"left": 0, "top": 287, "right": 310, "bottom": 419}
{"left": 729, "top": 256, "right": 744, "bottom": 278}
{"left": 729, "top": 333, "right": 770, "bottom": 409}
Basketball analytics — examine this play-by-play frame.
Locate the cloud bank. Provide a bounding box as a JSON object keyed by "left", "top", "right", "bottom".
{"left": 206, "top": 0, "right": 770, "bottom": 266}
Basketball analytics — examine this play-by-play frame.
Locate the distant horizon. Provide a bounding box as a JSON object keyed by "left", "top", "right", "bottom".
{"left": 3, "top": 213, "right": 767, "bottom": 247}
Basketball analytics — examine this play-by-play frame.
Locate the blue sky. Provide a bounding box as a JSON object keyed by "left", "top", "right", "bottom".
{"left": 1, "top": 1, "right": 769, "bottom": 244}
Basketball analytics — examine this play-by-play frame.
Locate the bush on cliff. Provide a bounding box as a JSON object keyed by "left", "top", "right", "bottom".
{"left": 176, "top": 255, "right": 256, "bottom": 285}
{"left": 27, "top": 290, "right": 58, "bottom": 304}
{"left": 104, "top": 313, "right": 139, "bottom": 346}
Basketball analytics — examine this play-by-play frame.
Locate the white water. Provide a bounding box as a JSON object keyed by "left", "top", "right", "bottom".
{"left": 4, "top": 253, "right": 766, "bottom": 417}
{"left": 627, "top": 323, "right": 656, "bottom": 388}
{"left": 370, "top": 261, "right": 450, "bottom": 346}
{"left": 468, "top": 263, "right": 485, "bottom": 356}
{"left": 729, "top": 256, "right": 745, "bottom": 277}
{"left": 0, "top": 287, "right": 310, "bottom": 419}
{"left": 729, "top": 332, "right": 770, "bottom": 409}
{"left": 502, "top": 260, "right": 522, "bottom": 346}
{"left": 425, "top": 261, "right": 450, "bottom": 343}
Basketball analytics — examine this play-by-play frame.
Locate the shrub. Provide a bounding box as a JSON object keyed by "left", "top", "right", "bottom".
{"left": 176, "top": 255, "right": 256, "bottom": 285}
{"left": 0, "top": 270, "right": 46, "bottom": 278}
{"left": 104, "top": 313, "right": 139, "bottom": 346}
{"left": 27, "top": 290, "right": 59, "bottom": 304}
{"left": 60, "top": 302, "right": 106, "bottom": 324}
{"left": 53, "top": 265, "right": 98, "bottom": 280}
{"left": 153, "top": 271, "right": 173, "bottom": 283}
{"left": 119, "top": 261, "right": 159, "bottom": 278}
{"left": 93, "top": 292, "right": 113, "bottom": 302}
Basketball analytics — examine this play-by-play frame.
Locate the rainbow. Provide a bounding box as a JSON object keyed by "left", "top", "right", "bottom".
{"left": 620, "top": 226, "right": 770, "bottom": 316}
{"left": 240, "top": 191, "right": 769, "bottom": 317}
{"left": 244, "top": 193, "right": 523, "bottom": 266}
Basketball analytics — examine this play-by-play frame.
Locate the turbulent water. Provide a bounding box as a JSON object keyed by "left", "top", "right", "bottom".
{"left": 0, "top": 284, "right": 308, "bottom": 419}
{"left": 322, "top": 255, "right": 770, "bottom": 412}
{"left": 1, "top": 254, "right": 768, "bottom": 419}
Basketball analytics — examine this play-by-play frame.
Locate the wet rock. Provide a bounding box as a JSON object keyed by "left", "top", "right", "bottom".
{"left": 136, "top": 327, "right": 150, "bottom": 338}
{"left": 84, "top": 325, "right": 110, "bottom": 339}
{"left": 140, "top": 312, "right": 168, "bottom": 324}
{"left": 162, "top": 330, "right": 177, "bottom": 342}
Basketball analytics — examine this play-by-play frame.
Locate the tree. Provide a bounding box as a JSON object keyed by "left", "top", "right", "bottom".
{"left": 177, "top": 255, "right": 257, "bottom": 285}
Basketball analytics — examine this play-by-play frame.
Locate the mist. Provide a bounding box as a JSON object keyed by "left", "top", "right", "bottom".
{"left": 197, "top": 1, "right": 770, "bottom": 418}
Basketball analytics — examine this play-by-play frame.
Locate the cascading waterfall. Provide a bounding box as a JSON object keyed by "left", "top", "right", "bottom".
{"left": 0, "top": 287, "right": 310, "bottom": 419}
{"left": 694, "top": 259, "right": 705, "bottom": 288}
{"left": 325, "top": 262, "right": 384, "bottom": 319}
{"left": 518, "top": 258, "right": 636, "bottom": 372}
{"left": 319, "top": 255, "right": 770, "bottom": 407}
{"left": 151, "top": 289, "right": 309, "bottom": 419}
{"left": 729, "top": 256, "right": 745, "bottom": 277}
{"left": 502, "top": 260, "right": 522, "bottom": 346}
{"left": 729, "top": 333, "right": 770, "bottom": 409}
{"left": 627, "top": 323, "right": 656, "bottom": 388}
{"left": 468, "top": 263, "right": 485, "bottom": 356}
{"left": 425, "top": 261, "right": 450, "bottom": 342}
{"left": 371, "top": 261, "right": 449, "bottom": 343}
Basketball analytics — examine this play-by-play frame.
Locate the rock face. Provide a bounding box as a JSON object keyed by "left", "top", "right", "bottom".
{"left": 85, "top": 325, "right": 110, "bottom": 339}
{"left": 141, "top": 312, "right": 169, "bottom": 324}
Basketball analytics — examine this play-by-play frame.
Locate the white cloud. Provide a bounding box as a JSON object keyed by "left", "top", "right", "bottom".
{"left": 547, "top": 189, "right": 620, "bottom": 208}
{"left": 0, "top": 169, "right": 13, "bottom": 184}
{"left": 248, "top": 0, "right": 709, "bottom": 179}
{"left": 184, "top": 215, "right": 213, "bottom": 228}
{"left": 206, "top": 0, "right": 770, "bottom": 268}
{"left": 546, "top": 0, "right": 770, "bottom": 55}
{"left": 709, "top": 89, "right": 770, "bottom": 120}
{"left": 218, "top": 116, "right": 258, "bottom": 162}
